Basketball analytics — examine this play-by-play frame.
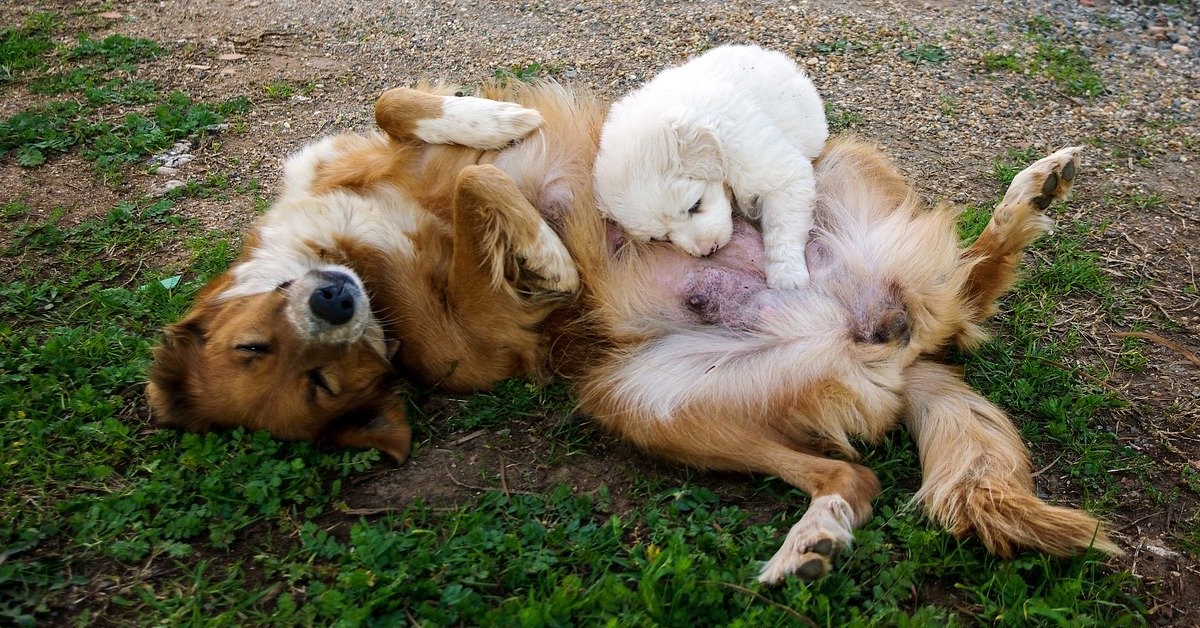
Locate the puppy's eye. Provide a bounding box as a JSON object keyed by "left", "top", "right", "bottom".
{"left": 687, "top": 200, "right": 702, "bottom": 215}
{"left": 276, "top": 280, "right": 294, "bottom": 290}
{"left": 236, "top": 342, "right": 272, "bottom": 355}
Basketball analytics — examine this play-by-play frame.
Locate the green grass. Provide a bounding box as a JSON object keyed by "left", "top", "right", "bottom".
{"left": 978, "top": 22, "right": 1105, "bottom": 98}
{"left": 0, "top": 30, "right": 247, "bottom": 181}
{"left": 0, "top": 12, "right": 57, "bottom": 84}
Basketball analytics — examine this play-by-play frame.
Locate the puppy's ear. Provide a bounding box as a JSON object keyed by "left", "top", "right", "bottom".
{"left": 671, "top": 121, "right": 725, "bottom": 181}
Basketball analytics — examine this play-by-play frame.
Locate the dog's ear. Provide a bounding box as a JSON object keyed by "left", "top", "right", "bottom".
{"left": 146, "top": 317, "right": 211, "bottom": 431}
{"left": 670, "top": 121, "right": 725, "bottom": 181}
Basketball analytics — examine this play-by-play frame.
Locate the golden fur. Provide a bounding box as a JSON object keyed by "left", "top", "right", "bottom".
{"left": 148, "top": 82, "right": 1118, "bottom": 581}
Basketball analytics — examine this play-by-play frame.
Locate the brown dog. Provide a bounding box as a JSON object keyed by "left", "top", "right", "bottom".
{"left": 147, "top": 82, "right": 597, "bottom": 462}
{"left": 147, "top": 81, "right": 1119, "bottom": 581}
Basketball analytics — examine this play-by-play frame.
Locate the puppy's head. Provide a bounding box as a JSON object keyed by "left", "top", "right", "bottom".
{"left": 146, "top": 265, "right": 412, "bottom": 462}
{"left": 595, "top": 108, "right": 733, "bottom": 257}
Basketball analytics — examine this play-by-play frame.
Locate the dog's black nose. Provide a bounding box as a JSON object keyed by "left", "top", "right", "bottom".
{"left": 309, "top": 272, "right": 356, "bottom": 325}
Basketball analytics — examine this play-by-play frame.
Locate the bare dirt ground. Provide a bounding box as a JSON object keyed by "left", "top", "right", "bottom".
{"left": 4, "top": 0, "right": 1198, "bottom": 622}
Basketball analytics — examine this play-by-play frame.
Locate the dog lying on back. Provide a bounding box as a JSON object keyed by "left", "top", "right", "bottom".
{"left": 148, "top": 81, "right": 1119, "bottom": 583}
{"left": 147, "top": 82, "right": 594, "bottom": 462}
{"left": 560, "top": 137, "right": 1119, "bottom": 581}
{"left": 593, "top": 44, "right": 828, "bottom": 289}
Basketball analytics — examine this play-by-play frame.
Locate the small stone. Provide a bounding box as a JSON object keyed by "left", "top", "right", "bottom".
{"left": 1171, "top": 43, "right": 1190, "bottom": 54}
{"left": 218, "top": 53, "right": 246, "bottom": 61}
{"left": 99, "top": 11, "right": 122, "bottom": 19}
{"left": 151, "top": 179, "right": 186, "bottom": 197}
{"left": 155, "top": 166, "right": 179, "bottom": 176}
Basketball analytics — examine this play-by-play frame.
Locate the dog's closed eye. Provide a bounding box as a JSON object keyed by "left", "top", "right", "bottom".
{"left": 686, "top": 199, "right": 702, "bottom": 215}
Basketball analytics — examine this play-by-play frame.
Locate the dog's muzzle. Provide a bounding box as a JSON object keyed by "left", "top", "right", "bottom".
{"left": 309, "top": 270, "right": 359, "bottom": 325}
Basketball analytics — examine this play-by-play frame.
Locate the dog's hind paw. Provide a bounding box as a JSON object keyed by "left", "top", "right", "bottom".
{"left": 758, "top": 495, "right": 855, "bottom": 584}
{"left": 1000, "top": 146, "right": 1082, "bottom": 214}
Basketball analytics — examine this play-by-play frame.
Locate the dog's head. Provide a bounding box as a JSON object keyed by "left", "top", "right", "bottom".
{"left": 146, "top": 264, "right": 412, "bottom": 462}
{"left": 595, "top": 107, "right": 734, "bottom": 257}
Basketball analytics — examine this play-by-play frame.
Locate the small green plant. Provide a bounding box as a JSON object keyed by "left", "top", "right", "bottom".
{"left": 825, "top": 103, "right": 864, "bottom": 132}
{"left": 263, "top": 80, "right": 296, "bottom": 99}
{"left": 813, "top": 39, "right": 859, "bottom": 55}
{"left": 900, "top": 44, "right": 950, "bottom": 64}
{"left": 981, "top": 51, "right": 1022, "bottom": 72}
{"left": 493, "top": 61, "right": 561, "bottom": 84}
{"left": 1030, "top": 40, "right": 1104, "bottom": 98}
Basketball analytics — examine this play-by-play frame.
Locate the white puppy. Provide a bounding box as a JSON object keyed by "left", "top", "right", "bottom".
{"left": 594, "top": 44, "right": 828, "bottom": 289}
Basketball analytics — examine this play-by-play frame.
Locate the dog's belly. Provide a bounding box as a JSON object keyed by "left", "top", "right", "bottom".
{"left": 623, "top": 218, "right": 780, "bottom": 330}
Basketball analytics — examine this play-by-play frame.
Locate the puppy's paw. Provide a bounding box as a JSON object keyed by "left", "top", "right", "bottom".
{"left": 1001, "top": 146, "right": 1082, "bottom": 213}
{"left": 758, "top": 495, "right": 854, "bottom": 585}
{"left": 765, "top": 260, "right": 810, "bottom": 291}
{"left": 420, "top": 97, "right": 545, "bottom": 149}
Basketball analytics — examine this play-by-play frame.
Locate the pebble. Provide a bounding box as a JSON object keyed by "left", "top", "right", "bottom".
{"left": 151, "top": 180, "right": 186, "bottom": 197}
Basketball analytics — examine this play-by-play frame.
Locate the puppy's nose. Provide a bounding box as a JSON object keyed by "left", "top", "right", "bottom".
{"left": 309, "top": 271, "right": 356, "bottom": 325}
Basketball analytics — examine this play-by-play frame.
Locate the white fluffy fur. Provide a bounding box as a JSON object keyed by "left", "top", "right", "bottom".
{"left": 594, "top": 44, "right": 828, "bottom": 289}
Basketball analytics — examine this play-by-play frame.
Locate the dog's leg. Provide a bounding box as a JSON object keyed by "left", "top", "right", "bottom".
{"left": 962, "top": 146, "right": 1082, "bottom": 325}
{"left": 904, "top": 360, "right": 1120, "bottom": 557}
{"left": 584, "top": 387, "right": 879, "bottom": 583}
{"left": 375, "top": 87, "right": 544, "bottom": 150}
{"left": 644, "top": 428, "right": 878, "bottom": 583}
{"left": 454, "top": 164, "right": 579, "bottom": 295}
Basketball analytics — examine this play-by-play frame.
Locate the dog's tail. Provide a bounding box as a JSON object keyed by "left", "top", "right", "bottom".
{"left": 904, "top": 361, "right": 1121, "bottom": 557}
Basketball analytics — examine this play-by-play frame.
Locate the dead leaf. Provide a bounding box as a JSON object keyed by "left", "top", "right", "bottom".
{"left": 99, "top": 11, "right": 123, "bottom": 19}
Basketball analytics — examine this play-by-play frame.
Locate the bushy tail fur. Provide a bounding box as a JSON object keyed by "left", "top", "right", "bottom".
{"left": 904, "top": 361, "right": 1121, "bottom": 557}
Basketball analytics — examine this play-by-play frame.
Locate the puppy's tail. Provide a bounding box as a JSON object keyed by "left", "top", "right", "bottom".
{"left": 904, "top": 361, "right": 1121, "bottom": 558}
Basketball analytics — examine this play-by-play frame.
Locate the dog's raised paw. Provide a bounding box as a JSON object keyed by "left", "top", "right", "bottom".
{"left": 757, "top": 495, "right": 854, "bottom": 585}
{"left": 482, "top": 101, "right": 545, "bottom": 147}
{"left": 429, "top": 98, "right": 545, "bottom": 150}
{"left": 1003, "top": 146, "right": 1082, "bottom": 213}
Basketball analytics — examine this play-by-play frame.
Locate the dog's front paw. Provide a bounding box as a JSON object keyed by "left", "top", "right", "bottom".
{"left": 429, "top": 97, "right": 545, "bottom": 150}
{"left": 765, "top": 261, "right": 810, "bottom": 291}
{"left": 487, "top": 101, "right": 546, "bottom": 145}
{"left": 758, "top": 495, "right": 854, "bottom": 584}
{"left": 522, "top": 222, "right": 579, "bottom": 293}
